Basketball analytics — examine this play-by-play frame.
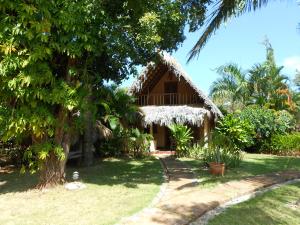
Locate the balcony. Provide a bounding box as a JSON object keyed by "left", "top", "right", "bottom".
{"left": 136, "top": 93, "right": 202, "bottom": 106}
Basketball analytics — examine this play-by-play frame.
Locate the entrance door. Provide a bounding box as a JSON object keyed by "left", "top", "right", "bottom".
{"left": 164, "top": 126, "right": 171, "bottom": 150}
{"left": 164, "top": 82, "right": 178, "bottom": 105}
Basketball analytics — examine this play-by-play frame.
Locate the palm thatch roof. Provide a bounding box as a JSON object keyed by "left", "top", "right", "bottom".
{"left": 130, "top": 53, "right": 222, "bottom": 118}
{"left": 140, "top": 105, "right": 211, "bottom": 127}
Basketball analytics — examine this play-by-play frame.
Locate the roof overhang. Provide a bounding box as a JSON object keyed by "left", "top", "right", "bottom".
{"left": 140, "top": 105, "right": 211, "bottom": 127}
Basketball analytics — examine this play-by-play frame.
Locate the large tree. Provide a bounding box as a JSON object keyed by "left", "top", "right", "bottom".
{"left": 0, "top": 0, "right": 208, "bottom": 187}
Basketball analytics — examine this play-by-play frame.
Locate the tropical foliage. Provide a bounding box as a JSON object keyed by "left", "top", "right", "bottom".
{"left": 266, "top": 132, "right": 300, "bottom": 155}
{"left": 188, "top": 0, "right": 272, "bottom": 60}
{"left": 215, "top": 114, "right": 254, "bottom": 151}
{"left": 238, "top": 106, "right": 295, "bottom": 151}
{"left": 97, "top": 86, "right": 139, "bottom": 131}
{"left": 125, "top": 128, "right": 153, "bottom": 158}
{"left": 168, "top": 124, "right": 193, "bottom": 157}
{"left": 95, "top": 86, "right": 153, "bottom": 158}
{"left": 210, "top": 64, "right": 248, "bottom": 111}
{"left": 201, "top": 146, "right": 244, "bottom": 168}
{"left": 210, "top": 41, "right": 296, "bottom": 113}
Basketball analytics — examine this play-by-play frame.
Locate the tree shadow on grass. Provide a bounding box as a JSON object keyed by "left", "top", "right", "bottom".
{"left": 0, "top": 157, "right": 163, "bottom": 195}
{"left": 0, "top": 169, "right": 38, "bottom": 194}
{"left": 209, "top": 182, "right": 300, "bottom": 225}
{"left": 74, "top": 158, "right": 163, "bottom": 188}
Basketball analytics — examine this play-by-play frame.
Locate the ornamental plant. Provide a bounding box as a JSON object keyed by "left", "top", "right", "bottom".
{"left": 215, "top": 114, "right": 254, "bottom": 151}
{"left": 169, "top": 124, "right": 193, "bottom": 157}
{"left": 238, "top": 106, "right": 296, "bottom": 151}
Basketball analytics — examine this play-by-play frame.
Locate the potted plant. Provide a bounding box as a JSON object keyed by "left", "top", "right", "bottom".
{"left": 209, "top": 147, "right": 225, "bottom": 176}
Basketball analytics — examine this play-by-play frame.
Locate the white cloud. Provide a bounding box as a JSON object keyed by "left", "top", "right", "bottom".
{"left": 283, "top": 56, "right": 300, "bottom": 72}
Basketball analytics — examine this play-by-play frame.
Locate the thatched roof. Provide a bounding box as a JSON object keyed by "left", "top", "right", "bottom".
{"left": 140, "top": 105, "right": 211, "bottom": 127}
{"left": 130, "top": 53, "right": 222, "bottom": 118}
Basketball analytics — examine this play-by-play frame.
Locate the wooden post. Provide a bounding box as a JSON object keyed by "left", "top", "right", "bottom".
{"left": 204, "top": 115, "right": 210, "bottom": 147}
{"left": 150, "top": 124, "right": 153, "bottom": 136}
{"left": 149, "top": 124, "right": 156, "bottom": 152}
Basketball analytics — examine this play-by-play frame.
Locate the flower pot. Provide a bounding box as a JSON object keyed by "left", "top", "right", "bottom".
{"left": 209, "top": 162, "right": 225, "bottom": 176}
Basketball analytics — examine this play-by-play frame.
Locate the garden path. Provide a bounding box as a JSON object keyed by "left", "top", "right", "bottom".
{"left": 120, "top": 155, "right": 300, "bottom": 225}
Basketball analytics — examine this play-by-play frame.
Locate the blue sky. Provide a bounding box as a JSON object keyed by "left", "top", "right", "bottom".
{"left": 122, "top": 0, "right": 300, "bottom": 94}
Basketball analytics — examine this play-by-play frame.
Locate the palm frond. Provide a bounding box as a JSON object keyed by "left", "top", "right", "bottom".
{"left": 188, "top": 0, "right": 270, "bottom": 61}
{"left": 95, "top": 120, "right": 112, "bottom": 140}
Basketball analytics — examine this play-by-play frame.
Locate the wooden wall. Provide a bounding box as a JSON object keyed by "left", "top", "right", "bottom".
{"left": 149, "top": 71, "right": 199, "bottom": 96}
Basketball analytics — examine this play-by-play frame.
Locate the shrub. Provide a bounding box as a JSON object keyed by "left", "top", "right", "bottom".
{"left": 202, "top": 146, "right": 244, "bottom": 168}
{"left": 266, "top": 132, "right": 300, "bottom": 155}
{"left": 185, "top": 133, "right": 244, "bottom": 168}
{"left": 215, "top": 114, "right": 254, "bottom": 151}
{"left": 238, "top": 106, "right": 296, "bottom": 151}
{"left": 168, "top": 124, "right": 193, "bottom": 157}
{"left": 125, "top": 128, "right": 153, "bottom": 158}
{"left": 96, "top": 128, "right": 153, "bottom": 158}
{"left": 275, "top": 110, "right": 296, "bottom": 133}
{"left": 207, "top": 132, "right": 244, "bottom": 168}
{"left": 186, "top": 142, "right": 206, "bottom": 159}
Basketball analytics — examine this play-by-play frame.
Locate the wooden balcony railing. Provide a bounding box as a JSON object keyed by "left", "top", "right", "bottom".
{"left": 136, "top": 93, "right": 202, "bottom": 106}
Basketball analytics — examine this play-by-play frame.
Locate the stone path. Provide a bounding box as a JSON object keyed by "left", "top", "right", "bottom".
{"left": 120, "top": 155, "right": 300, "bottom": 225}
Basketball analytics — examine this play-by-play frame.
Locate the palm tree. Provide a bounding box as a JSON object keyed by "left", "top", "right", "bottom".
{"left": 209, "top": 63, "right": 248, "bottom": 112}
{"left": 188, "top": 0, "right": 271, "bottom": 61}
{"left": 98, "top": 85, "right": 140, "bottom": 131}
{"left": 210, "top": 41, "right": 293, "bottom": 112}
{"left": 248, "top": 41, "right": 290, "bottom": 110}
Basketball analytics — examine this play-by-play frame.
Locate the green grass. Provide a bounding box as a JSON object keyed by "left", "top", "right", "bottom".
{"left": 0, "top": 158, "right": 163, "bottom": 225}
{"left": 208, "top": 182, "right": 300, "bottom": 225}
{"left": 181, "top": 154, "right": 300, "bottom": 189}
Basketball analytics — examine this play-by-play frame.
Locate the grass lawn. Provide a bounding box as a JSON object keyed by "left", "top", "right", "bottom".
{"left": 181, "top": 154, "right": 300, "bottom": 189}
{"left": 0, "top": 157, "right": 163, "bottom": 225}
{"left": 208, "top": 181, "right": 300, "bottom": 225}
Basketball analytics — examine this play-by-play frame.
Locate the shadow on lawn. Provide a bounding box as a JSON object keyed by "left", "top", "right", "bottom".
{"left": 77, "top": 158, "right": 163, "bottom": 188}
{"left": 185, "top": 155, "right": 300, "bottom": 187}
{"left": 0, "top": 157, "right": 163, "bottom": 195}
{"left": 209, "top": 182, "right": 300, "bottom": 225}
{"left": 147, "top": 182, "right": 300, "bottom": 225}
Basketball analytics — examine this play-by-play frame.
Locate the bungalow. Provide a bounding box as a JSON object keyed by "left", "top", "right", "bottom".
{"left": 130, "top": 53, "right": 222, "bottom": 150}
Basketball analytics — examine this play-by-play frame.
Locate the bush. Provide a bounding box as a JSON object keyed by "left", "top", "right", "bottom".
{"left": 186, "top": 142, "right": 206, "bottom": 159}
{"left": 125, "top": 128, "right": 153, "bottom": 158}
{"left": 202, "top": 146, "right": 244, "bottom": 168}
{"left": 215, "top": 114, "right": 254, "bottom": 151}
{"left": 185, "top": 133, "right": 244, "bottom": 168}
{"left": 266, "top": 132, "right": 300, "bottom": 155}
{"left": 208, "top": 132, "right": 244, "bottom": 168}
{"left": 238, "top": 106, "right": 296, "bottom": 151}
{"left": 169, "top": 124, "right": 193, "bottom": 157}
{"left": 96, "top": 128, "right": 153, "bottom": 158}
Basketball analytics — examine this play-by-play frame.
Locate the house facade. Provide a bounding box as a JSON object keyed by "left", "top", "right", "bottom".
{"left": 130, "top": 54, "right": 222, "bottom": 150}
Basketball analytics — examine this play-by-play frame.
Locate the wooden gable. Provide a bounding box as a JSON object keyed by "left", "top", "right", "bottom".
{"left": 135, "top": 63, "right": 204, "bottom": 106}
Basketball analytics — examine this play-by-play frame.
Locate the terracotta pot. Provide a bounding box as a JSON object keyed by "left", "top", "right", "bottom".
{"left": 209, "top": 162, "right": 225, "bottom": 176}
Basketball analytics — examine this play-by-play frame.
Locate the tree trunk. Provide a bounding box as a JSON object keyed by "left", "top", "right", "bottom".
{"left": 38, "top": 108, "right": 71, "bottom": 188}
{"left": 82, "top": 109, "right": 94, "bottom": 166}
